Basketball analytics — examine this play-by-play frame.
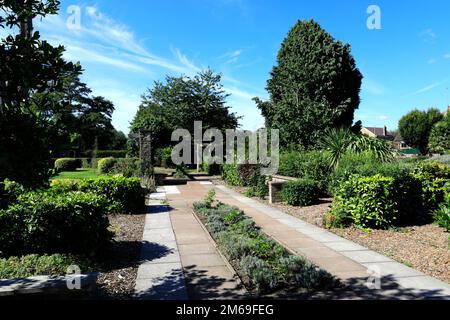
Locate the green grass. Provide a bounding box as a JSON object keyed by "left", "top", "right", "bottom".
{"left": 52, "top": 168, "right": 103, "bottom": 180}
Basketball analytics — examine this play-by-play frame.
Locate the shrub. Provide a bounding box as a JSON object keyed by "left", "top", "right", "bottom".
{"left": 254, "top": 176, "right": 269, "bottom": 199}
{"left": 50, "top": 177, "right": 146, "bottom": 214}
{"left": 82, "top": 150, "right": 127, "bottom": 158}
{"left": 240, "top": 256, "right": 279, "bottom": 292}
{"left": 331, "top": 174, "right": 398, "bottom": 229}
{"left": 0, "top": 179, "right": 25, "bottom": 209}
{"left": 278, "top": 151, "right": 331, "bottom": 194}
{"left": 413, "top": 161, "right": 450, "bottom": 211}
{"left": 281, "top": 179, "right": 319, "bottom": 206}
{"left": 221, "top": 164, "right": 242, "bottom": 186}
{"left": 78, "top": 177, "right": 146, "bottom": 214}
{"left": 237, "top": 163, "right": 261, "bottom": 187}
{"left": 0, "top": 191, "right": 112, "bottom": 256}
{"left": 97, "top": 157, "right": 117, "bottom": 174}
{"left": 155, "top": 147, "right": 174, "bottom": 168}
{"left": 0, "top": 254, "right": 94, "bottom": 279}
{"left": 433, "top": 183, "right": 450, "bottom": 231}
{"left": 112, "top": 158, "right": 141, "bottom": 178}
{"left": 202, "top": 161, "right": 221, "bottom": 175}
{"left": 54, "top": 158, "right": 81, "bottom": 172}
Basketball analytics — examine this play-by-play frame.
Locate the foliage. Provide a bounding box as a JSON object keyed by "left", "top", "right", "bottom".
{"left": 0, "top": 179, "right": 26, "bottom": 210}
{"left": 399, "top": 108, "right": 443, "bottom": 155}
{"left": 130, "top": 69, "right": 240, "bottom": 154}
{"left": 111, "top": 158, "right": 141, "bottom": 178}
{"left": 331, "top": 175, "right": 398, "bottom": 229}
{"left": 428, "top": 114, "right": 450, "bottom": 154}
{"left": 433, "top": 186, "right": 450, "bottom": 232}
{"left": 255, "top": 19, "right": 362, "bottom": 149}
{"left": 97, "top": 157, "right": 117, "bottom": 174}
{"left": 320, "top": 128, "right": 394, "bottom": 169}
{"left": 278, "top": 150, "right": 331, "bottom": 194}
{"left": 193, "top": 194, "right": 335, "bottom": 293}
{"left": 0, "top": 191, "right": 112, "bottom": 256}
{"left": 0, "top": 254, "right": 94, "bottom": 279}
{"left": 155, "top": 147, "right": 174, "bottom": 168}
{"left": 281, "top": 179, "right": 319, "bottom": 206}
{"left": 54, "top": 158, "right": 81, "bottom": 172}
{"left": 412, "top": 161, "right": 450, "bottom": 211}
{"left": 221, "top": 163, "right": 242, "bottom": 186}
{"left": 237, "top": 163, "right": 261, "bottom": 187}
{"left": 82, "top": 150, "right": 128, "bottom": 158}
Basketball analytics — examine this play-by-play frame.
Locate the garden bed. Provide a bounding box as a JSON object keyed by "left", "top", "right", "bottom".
{"left": 193, "top": 191, "right": 338, "bottom": 297}
{"left": 214, "top": 179, "right": 450, "bottom": 285}
{"left": 95, "top": 213, "right": 145, "bottom": 299}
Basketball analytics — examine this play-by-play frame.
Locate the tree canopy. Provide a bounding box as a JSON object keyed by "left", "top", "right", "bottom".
{"left": 130, "top": 69, "right": 241, "bottom": 150}
{"left": 398, "top": 108, "right": 443, "bottom": 155}
{"left": 255, "top": 19, "right": 363, "bottom": 149}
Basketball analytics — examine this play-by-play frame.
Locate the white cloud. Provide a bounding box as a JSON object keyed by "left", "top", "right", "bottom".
{"left": 379, "top": 115, "right": 389, "bottom": 120}
{"left": 408, "top": 81, "right": 444, "bottom": 96}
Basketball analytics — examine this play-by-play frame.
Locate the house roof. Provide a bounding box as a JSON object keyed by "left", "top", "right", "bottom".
{"left": 393, "top": 132, "right": 403, "bottom": 142}
{"left": 364, "top": 127, "right": 387, "bottom": 136}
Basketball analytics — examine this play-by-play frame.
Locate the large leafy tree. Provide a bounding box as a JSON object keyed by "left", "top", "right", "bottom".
{"left": 255, "top": 19, "right": 363, "bottom": 149}
{"left": 0, "top": 0, "right": 81, "bottom": 186}
{"left": 399, "top": 108, "right": 443, "bottom": 155}
{"left": 428, "top": 113, "right": 450, "bottom": 154}
{"left": 130, "top": 69, "right": 241, "bottom": 149}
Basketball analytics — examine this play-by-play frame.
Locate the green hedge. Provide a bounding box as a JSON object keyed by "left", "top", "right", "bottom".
{"left": 193, "top": 192, "right": 336, "bottom": 293}
{"left": 433, "top": 182, "right": 450, "bottom": 231}
{"left": 0, "top": 179, "right": 25, "bottom": 210}
{"left": 281, "top": 179, "right": 319, "bottom": 206}
{"left": 413, "top": 161, "right": 450, "bottom": 211}
{"left": 54, "top": 158, "right": 82, "bottom": 172}
{"left": 278, "top": 151, "right": 331, "bottom": 194}
{"left": 98, "top": 157, "right": 117, "bottom": 174}
{"left": 0, "top": 191, "right": 112, "bottom": 256}
{"left": 51, "top": 177, "right": 146, "bottom": 214}
{"left": 112, "top": 158, "right": 141, "bottom": 178}
{"left": 0, "top": 254, "right": 94, "bottom": 279}
{"left": 82, "top": 150, "right": 128, "bottom": 158}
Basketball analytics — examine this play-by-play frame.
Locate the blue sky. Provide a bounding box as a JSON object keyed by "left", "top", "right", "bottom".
{"left": 20, "top": 0, "right": 450, "bottom": 133}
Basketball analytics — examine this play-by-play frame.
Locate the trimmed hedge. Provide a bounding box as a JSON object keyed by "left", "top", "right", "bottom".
{"left": 278, "top": 151, "right": 331, "bottom": 194}
{"left": 82, "top": 150, "right": 127, "bottom": 158}
{"left": 98, "top": 157, "right": 117, "bottom": 174}
{"left": 0, "top": 254, "right": 94, "bottom": 279}
{"left": 281, "top": 179, "right": 319, "bottom": 207}
{"left": 0, "top": 191, "right": 112, "bottom": 256}
{"left": 54, "top": 158, "right": 81, "bottom": 172}
{"left": 51, "top": 177, "right": 146, "bottom": 214}
{"left": 193, "top": 192, "right": 336, "bottom": 293}
{"left": 112, "top": 158, "right": 141, "bottom": 178}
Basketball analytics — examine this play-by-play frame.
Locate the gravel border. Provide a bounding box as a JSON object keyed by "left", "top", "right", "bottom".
{"left": 95, "top": 214, "right": 145, "bottom": 299}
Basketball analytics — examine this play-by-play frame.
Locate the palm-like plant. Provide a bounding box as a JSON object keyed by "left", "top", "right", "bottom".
{"left": 321, "top": 128, "right": 394, "bottom": 168}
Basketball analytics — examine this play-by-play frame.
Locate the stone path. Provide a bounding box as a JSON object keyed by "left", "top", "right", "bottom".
{"left": 135, "top": 181, "right": 450, "bottom": 300}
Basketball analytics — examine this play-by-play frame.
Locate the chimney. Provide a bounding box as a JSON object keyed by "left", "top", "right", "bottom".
{"left": 383, "top": 126, "right": 388, "bottom": 136}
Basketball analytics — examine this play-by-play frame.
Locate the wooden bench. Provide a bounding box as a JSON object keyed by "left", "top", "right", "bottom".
{"left": 269, "top": 175, "right": 297, "bottom": 204}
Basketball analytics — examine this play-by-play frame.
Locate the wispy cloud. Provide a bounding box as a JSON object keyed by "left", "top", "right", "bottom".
{"left": 444, "top": 53, "right": 450, "bottom": 59}
{"left": 408, "top": 80, "right": 445, "bottom": 96}
{"left": 420, "top": 28, "right": 437, "bottom": 43}
{"left": 35, "top": 6, "right": 201, "bottom": 75}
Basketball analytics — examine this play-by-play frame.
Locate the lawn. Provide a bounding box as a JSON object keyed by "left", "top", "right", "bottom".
{"left": 52, "top": 168, "right": 103, "bottom": 180}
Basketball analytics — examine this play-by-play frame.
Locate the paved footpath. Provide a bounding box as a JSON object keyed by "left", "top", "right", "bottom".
{"left": 135, "top": 181, "right": 450, "bottom": 300}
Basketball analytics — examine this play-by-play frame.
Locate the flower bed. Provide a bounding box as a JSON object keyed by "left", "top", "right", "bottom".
{"left": 193, "top": 191, "right": 337, "bottom": 294}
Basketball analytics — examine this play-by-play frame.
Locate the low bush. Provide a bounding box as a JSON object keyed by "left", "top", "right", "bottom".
{"left": 413, "top": 161, "right": 450, "bottom": 211}
{"left": 221, "top": 164, "right": 242, "bottom": 186}
{"left": 97, "top": 157, "right": 117, "bottom": 174}
{"left": 0, "top": 254, "right": 94, "bottom": 279}
{"left": 0, "top": 191, "right": 112, "bottom": 256}
{"left": 281, "top": 179, "right": 319, "bottom": 207}
{"left": 78, "top": 177, "right": 146, "bottom": 214}
{"left": 237, "top": 163, "right": 261, "bottom": 187}
{"left": 54, "top": 158, "right": 81, "bottom": 172}
{"left": 433, "top": 183, "right": 450, "bottom": 231}
{"left": 193, "top": 194, "right": 336, "bottom": 293}
{"left": 202, "top": 161, "right": 221, "bottom": 175}
{"left": 330, "top": 174, "right": 398, "bottom": 229}
{"left": 112, "top": 158, "right": 141, "bottom": 178}
{"left": 278, "top": 151, "right": 331, "bottom": 194}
